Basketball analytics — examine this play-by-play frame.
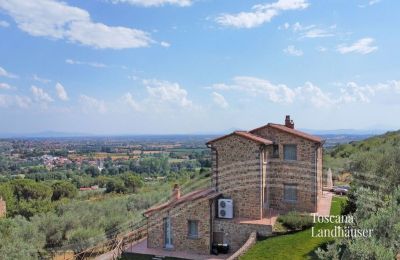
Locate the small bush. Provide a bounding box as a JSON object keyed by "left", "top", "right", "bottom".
{"left": 277, "top": 211, "right": 313, "bottom": 230}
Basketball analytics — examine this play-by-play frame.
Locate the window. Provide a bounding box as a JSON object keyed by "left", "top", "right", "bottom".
{"left": 163, "top": 217, "right": 173, "bottom": 248}
{"left": 272, "top": 144, "right": 279, "bottom": 158}
{"left": 188, "top": 220, "right": 199, "bottom": 238}
{"left": 284, "top": 145, "right": 297, "bottom": 161}
{"left": 284, "top": 184, "right": 297, "bottom": 202}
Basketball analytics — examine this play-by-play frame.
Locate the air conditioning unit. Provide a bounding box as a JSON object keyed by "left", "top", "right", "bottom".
{"left": 218, "top": 199, "right": 233, "bottom": 219}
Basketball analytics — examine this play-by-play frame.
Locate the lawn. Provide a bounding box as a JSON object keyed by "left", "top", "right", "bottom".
{"left": 241, "top": 196, "right": 347, "bottom": 260}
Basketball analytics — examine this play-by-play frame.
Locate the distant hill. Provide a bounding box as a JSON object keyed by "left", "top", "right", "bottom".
{"left": 328, "top": 129, "right": 400, "bottom": 158}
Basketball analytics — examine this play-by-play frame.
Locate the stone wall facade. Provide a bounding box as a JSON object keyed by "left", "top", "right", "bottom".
{"left": 147, "top": 197, "right": 214, "bottom": 254}
{"left": 251, "top": 126, "right": 323, "bottom": 212}
{"left": 0, "top": 198, "right": 6, "bottom": 218}
{"left": 213, "top": 219, "right": 272, "bottom": 252}
{"left": 210, "top": 134, "right": 264, "bottom": 220}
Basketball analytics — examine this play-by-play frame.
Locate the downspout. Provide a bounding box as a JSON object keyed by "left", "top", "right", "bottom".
{"left": 209, "top": 199, "right": 214, "bottom": 253}
{"left": 207, "top": 144, "right": 219, "bottom": 191}
{"left": 314, "top": 143, "right": 319, "bottom": 212}
{"left": 259, "top": 145, "right": 264, "bottom": 219}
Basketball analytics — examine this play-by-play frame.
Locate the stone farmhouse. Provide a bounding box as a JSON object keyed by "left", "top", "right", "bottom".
{"left": 143, "top": 116, "right": 323, "bottom": 257}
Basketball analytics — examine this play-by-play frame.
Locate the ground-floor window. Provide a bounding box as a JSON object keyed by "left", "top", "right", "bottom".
{"left": 284, "top": 184, "right": 297, "bottom": 202}
{"left": 188, "top": 220, "right": 199, "bottom": 239}
{"left": 164, "top": 217, "right": 173, "bottom": 249}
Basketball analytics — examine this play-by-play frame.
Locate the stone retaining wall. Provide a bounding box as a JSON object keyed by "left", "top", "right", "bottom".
{"left": 213, "top": 219, "right": 272, "bottom": 252}
{"left": 226, "top": 232, "right": 257, "bottom": 260}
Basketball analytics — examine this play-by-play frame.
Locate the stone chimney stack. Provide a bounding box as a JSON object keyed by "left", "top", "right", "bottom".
{"left": 0, "top": 197, "right": 6, "bottom": 218}
{"left": 171, "top": 184, "right": 181, "bottom": 202}
{"left": 285, "top": 115, "right": 294, "bottom": 129}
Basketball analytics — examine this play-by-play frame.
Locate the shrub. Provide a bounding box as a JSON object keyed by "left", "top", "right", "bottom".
{"left": 277, "top": 211, "right": 313, "bottom": 230}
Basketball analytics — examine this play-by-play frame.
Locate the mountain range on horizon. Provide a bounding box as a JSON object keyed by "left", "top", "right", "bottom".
{"left": 0, "top": 128, "right": 394, "bottom": 139}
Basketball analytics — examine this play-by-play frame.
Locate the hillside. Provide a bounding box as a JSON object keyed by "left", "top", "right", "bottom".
{"left": 324, "top": 130, "right": 400, "bottom": 175}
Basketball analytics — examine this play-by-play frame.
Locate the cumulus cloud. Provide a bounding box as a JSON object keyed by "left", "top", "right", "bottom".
{"left": 0, "top": 66, "right": 18, "bottom": 78}
{"left": 210, "top": 77, "right": 400, "bottom": 108}
{"left": 79, "top": 95, "right": 107, "bottom": 113}
{"left": 123, "top": 92, "right": 141, "bottom": 111}
{"left": 0, "top": 83, "right": 13, "bottom": 90}
{"left": 212, "top": 92, "right": 229, "bottom": 109}
{"left": 15, "top": 95, "right": 32, "bottom": 108}
{"left": 337, "top": 38, "right": 378, "bottom": 55}
{"left": 0, "top": 95, "right": 31, "bottom": 108}
{"left": 212, "top": 76, "right": 296, "bottom": 104}
{"left": 0, "top": 0, "right": 153, "bottom": 49}
{"left": 55, "top": 82, "right": 68, "bottom": 101}
{"left": 109, "top": 0, "right": 192, "bottom": 7}
{"left": 283, "top": 45, "right": 303, "bottom": 56}
{"left": 216, "top": 0, "right": 309, "bottom": 28}
{"left": 31, "top": 85, "right": 54, "bottom": 104}
{"left": 144, "top": 79, "right": 193, "bottom": 108}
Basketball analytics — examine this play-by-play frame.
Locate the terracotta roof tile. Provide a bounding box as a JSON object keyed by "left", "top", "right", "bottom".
{"left": 206, "top": 131, "right": 273, "bottom": 145}
{"left": 144, "top": 188, "right": 220, "bottom": 217}
{"left": 250, "top": 123, "right": 322, "bottom": 143}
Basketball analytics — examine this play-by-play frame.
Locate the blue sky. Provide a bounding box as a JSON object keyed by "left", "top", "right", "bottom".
{"left": 0, "top": 0, "right": 399, "bottom": 134}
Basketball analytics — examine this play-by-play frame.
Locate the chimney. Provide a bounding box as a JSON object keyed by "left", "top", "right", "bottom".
{"left": 171, "top": 184, "right": 181, "bottom": 202}
{"left": 0, "top": 196, "right": 6, "bottom": 218}
{"left": 285, "top": 115, "right": 294, "bottom": 129}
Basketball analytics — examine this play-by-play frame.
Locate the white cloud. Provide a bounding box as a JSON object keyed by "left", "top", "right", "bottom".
{"left": 33, "top": 74, "right": 51, "bottom": 83}
{"left": 0, "top": 95, "right": 31, "bottom": 109}
{"left": 303, "top": 28, "right": 334, "bottom": 38}
{"left": 144, "top": 79, "right": 193, "bottom": 108}
{"left": 0, "top": 20, "right": 9, "bottom": 27}
{"left": 0, "top": 0, "right": 153, "bottom": 49}
{"left": 211, "top": 77, "right": 400, "bottom": 107}
{"left": 110, "top": 0, "right": 192, "bottom": 7}
{"left": 287, "top": 22, "right": 336, "bottom": 38}
{"left": 0, "top": 66, "right": 18, "bottom": 78}
{"left": 160, "top": 41, "right": 171, "bottom": 48}
{"left": 215, "top": 0, "right": 308, "bottom": 29}
{"left": 295, "top": 82, "right": 336, "bottom": 107}
{"left": 359, "top": 0, "right": 382, "bottom": 7}
{"left": 15, "top": 95, "right": 31, "bottom": 108}
{"left": 0, "top": 83, "right": 13, "bottom": 90}
{"left": 212, "top": 76, "right": 296, "bottom": 104}
{"left": 123, "top": 92, "right": 141, "bottom": 111}
{"left": 337, "top": 38, "right": 378, "bottom": 55}
{"left": 216, "top": 9, "right": 278, "bottom": 29}
{"left": 283, "top": 45, "right": 303, "bottom": 56}
{"left": 0, "top": 95, "right": 12, "bottom": 107}
{"left": 31, "top": 85, "right": 54, "bottom": 103}
{"left": 55, "top": 82, "right": 68, "bottom": 101}
{"left": 278, "top": 22, "right": 290, "bottom": 30}
{"left": 79, "top": 95, "right": 107, "bottom": 113}
{"left": 212, "top": 92, "right": 229, "bottom": 109}
{"left": 65, "top": 59, "right": 107, "bottom": 68}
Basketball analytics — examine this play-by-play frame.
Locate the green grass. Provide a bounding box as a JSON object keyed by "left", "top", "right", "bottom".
{"left": 241, "top": 197, "right": 346, "bottom": 260}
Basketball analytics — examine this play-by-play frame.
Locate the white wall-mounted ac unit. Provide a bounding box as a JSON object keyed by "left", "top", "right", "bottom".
{"left": 218, "top": 199, "right": 233, "bottom": 219}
